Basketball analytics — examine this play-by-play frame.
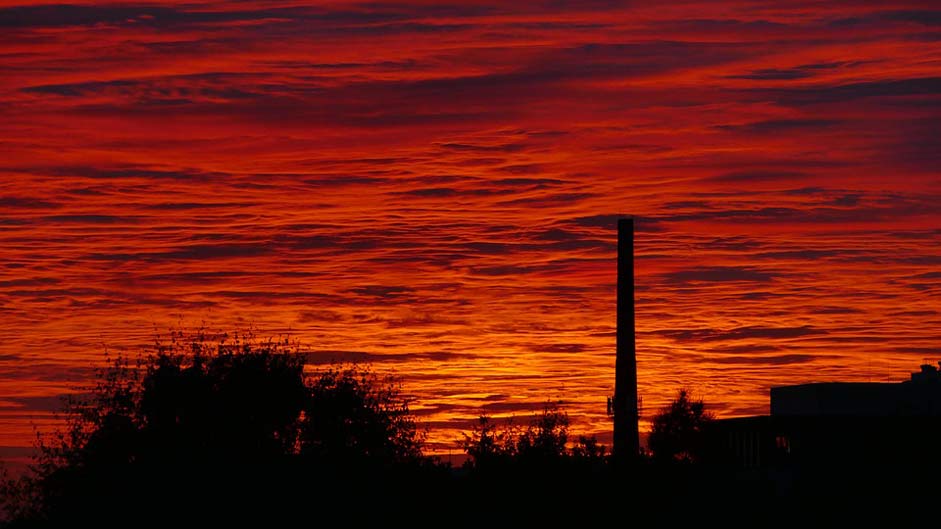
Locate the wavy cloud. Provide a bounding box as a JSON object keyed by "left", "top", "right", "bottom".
{"left": 0, "top": 0, "right": 939, "bottom": 455}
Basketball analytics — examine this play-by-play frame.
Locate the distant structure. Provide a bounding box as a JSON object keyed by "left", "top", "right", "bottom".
{"left": 613, "top": 217, "right": 640, "bottom": 460}
{"left": 707, "top": 362, "right": 941, "bottom": 468}
{"left": 772, "top": 362, "right": 941, "bottom": 417}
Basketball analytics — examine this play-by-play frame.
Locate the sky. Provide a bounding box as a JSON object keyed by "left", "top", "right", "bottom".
{"left": 1, "top": 1, "right": 939, "bottom": 459}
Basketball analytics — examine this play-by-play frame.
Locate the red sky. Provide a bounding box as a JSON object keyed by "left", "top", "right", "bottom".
{"left": 1, "top": 0, "right": 940, "bottom": 458}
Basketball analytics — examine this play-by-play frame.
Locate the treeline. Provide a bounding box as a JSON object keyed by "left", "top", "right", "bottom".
{"left": 3, "top": 331, "right": 905, "bottom": 528}
{"left": 2, "top": 333, "right": 630, "bottom": 527}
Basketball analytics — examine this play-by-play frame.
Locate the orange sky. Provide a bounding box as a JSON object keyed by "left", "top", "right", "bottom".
{"left": 1, "top": 1, "right": 940, "bottom": 458}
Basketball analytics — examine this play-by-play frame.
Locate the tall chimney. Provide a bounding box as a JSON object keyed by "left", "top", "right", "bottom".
{"left": 614, "top": 217, "right": 639, "bottom": 460}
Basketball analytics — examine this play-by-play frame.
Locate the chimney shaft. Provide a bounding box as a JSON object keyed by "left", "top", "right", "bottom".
{"left": 614, "top": 217, "right": 639, "bottom": 460}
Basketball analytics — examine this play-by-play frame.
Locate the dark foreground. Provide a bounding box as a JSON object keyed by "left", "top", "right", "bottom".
{"left": 4, "top": 459, "right": 938, "bottom": 528}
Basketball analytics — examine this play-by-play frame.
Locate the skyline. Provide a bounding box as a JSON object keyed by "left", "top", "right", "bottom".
{"left": 1, "top": 1, "right": 940, "bottom": 457}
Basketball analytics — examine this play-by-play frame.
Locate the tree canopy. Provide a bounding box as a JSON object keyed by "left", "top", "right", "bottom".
{"left": 462, "top": 402, "right": 605, "bottom": 473}
{"left": 0, "top": 331, "right": 428, "bottom": 526}
{"left": 301, "top": 364, "right": 424, "bottom": 467}
{"left": 2, "top": 331, "right": 617, "bottom": 528}
{"left": 647, "top": 389, "right": 714, "bottom": 463}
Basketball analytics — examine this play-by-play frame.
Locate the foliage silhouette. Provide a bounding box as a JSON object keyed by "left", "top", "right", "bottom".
{"left": 301, "top": 365, "right": 425, "bottom": 467}
{"left": 461, "top": 401, "right": 605, "bottom": 473}
{"left": 455, "top": 402, "right": 610, "bottom": 528}
{"left": 647, "top": 388, "right": 714, "bottom": 463}
{"left": 0, "top": 331, "right": 431, "bottom": 527}
{"left": 4, "top": 335, "right": 932, "bottom": 528}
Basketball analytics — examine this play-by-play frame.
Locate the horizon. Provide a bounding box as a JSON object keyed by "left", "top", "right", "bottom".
{"left": 1, "top": 1, "right": 939, "bottom": 463}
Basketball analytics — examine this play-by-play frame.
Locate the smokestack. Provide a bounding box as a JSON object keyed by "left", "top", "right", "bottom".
{"left": 614, "top": 217, "right": 639, "bottom": 460}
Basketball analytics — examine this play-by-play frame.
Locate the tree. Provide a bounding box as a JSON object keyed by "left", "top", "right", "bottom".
{"left": 513, "top": 402, "right": 570, "bottom": 464}
{"left": 462, "top": 401, "right": 605, "bottom": 471}
{"left": 138, "top": 333, "right": 309, "bottom": 463}
{"left": 461, "top": 416, "right": 514, "bottom": 469}
{"left": 300, "top": 365, "right": 425, "bottom": 467}
{"left": 459, "top": 402, "right": 608, "bottom": 526}
{"left": 0, "top": 330, "right": 427, "bottom": 526}
{"left": 647, "top": 389, "right": 714, "bottom": 463}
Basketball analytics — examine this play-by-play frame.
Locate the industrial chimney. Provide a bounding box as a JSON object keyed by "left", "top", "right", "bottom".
{"left": 614, "top": 217, "right": 640, "bottom": 460}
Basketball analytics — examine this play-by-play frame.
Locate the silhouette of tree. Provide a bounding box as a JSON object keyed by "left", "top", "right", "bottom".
{"left": 457, "top": 402, "right": 609, "bottom": 528}
{"left": 461, "top": 416, "right": 513, "bottom": 469}
{"left": 139, "top": 334, "right": 308, "bottom": 463}
{"left": 462, "top": 401, "right": 605, "bottom": 471}
{"left": 513, "top": 402, "right": 570, "bottom": 464}
{"left": 647, "top": 389, "right": 714, "bottom": 463}
{"left": 300, "top": 365, "right": 425, "bottom": 467}
{"left": 0, "top": 331, "right": 428, "bottom": 527}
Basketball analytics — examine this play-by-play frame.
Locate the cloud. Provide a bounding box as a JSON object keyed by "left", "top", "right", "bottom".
{"left": 1, "top": 0, "right": 939, "bottom": 455}
{"left": 0, "top": 5, "right": 187, "bottom": 28}
{"left": 0, "top": 197, "right": 59, "bottom": 209}
{"left": 0, "top": 4, "right": 409, "bottom": 30}
{"left": 157, "top": 243, "right": 272, "bottom": 261}
{"left": 142, "top": 202, "right": 255, "bottom": 211}
{"left": 567, "top": 215, "right": 664, "bottom": 232}
{"left": 728, "top": 68, "right": 815, "bottom": 80}
{"left": 301, "top": 350, "right": 477, "bottom": 366}
{"left": 659, "top": 325, "right": 826, "bottom": 342}
{"left": 534, "top": 228, "right": 586, "bottom": 242}
{"left": 470, "top": 265, "right": 540, "bottom": 276}
{"left": 84, "top": 243, "right": 272, "bottom": 263}
{"left": 347, "top": 285, "right": 415, "bottom": 298}
{"left": 528, "top": 343, "right": 588, "bottom": 353}
{"left": 0, "top": 395, "right": 66, "bottom": 412}
{"left": 707, "top": 354, "right": 817, "bottom": 365}
{"left": 392, "top": 186, "right": 515, "bottom": 198}
{"left": 655, "top": 198, "right": 939, "bottom": 225}
{"left": 662, "top": 266, "right": 777, "bottom": 284}
{"left": 716, "top": 119, "right": 841, "bottom": 134}
{"left": 14, "top": 164, "right": 227, "bottom": 181}
{"left": 0, "top": 278, "right": 60, "bottom": 288}
{"left": 707, "top": 344, "right": 782, "bottom": 354}
{"left": 492, "top": 178, "right": 567, "bottom": 187}
{"left": 808, "top": 306, "right": 865, "bottom": 315}
{"left": 436, "top": 142, "right": 525, "bottom": 153}
{"left": 768, "top": 77, "right": 941, "bottom": 106}
{"left": 478, "top": 401, "right": 559, "bottom": 414}
{"left": 829, "top": 10, "right": 941, "bottom": 27}
{"left": 301, "top": 351, "right": 393, "bottom": 365}
{"left": 708, "top": 170, "right": 806, "bottom": 183}
{"left": 44, "top": 214, "right": 138, "bottom": 224}
{"left": 752, "top": 249, "right": 847, "bottom": 260}
{"left": 725, "top": 60, "right": 879, "bottom": 81}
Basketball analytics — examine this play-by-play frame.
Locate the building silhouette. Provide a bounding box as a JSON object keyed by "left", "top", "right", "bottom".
{"left": 612, "top": 218, "right": 940, "bottom": 472}
{"left": 706, "top": 362, "right": 941, "bottom": 468}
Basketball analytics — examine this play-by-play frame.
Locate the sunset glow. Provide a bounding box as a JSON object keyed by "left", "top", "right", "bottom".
{"left": 1, "top": 1, "right": 939, "bottom": 458}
